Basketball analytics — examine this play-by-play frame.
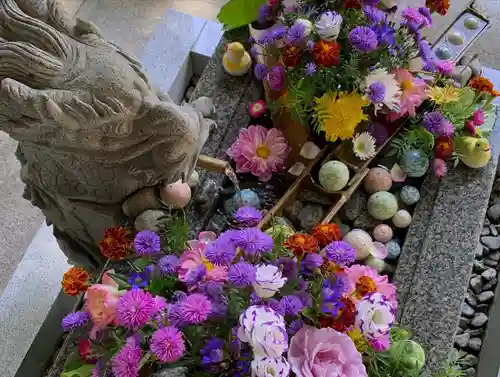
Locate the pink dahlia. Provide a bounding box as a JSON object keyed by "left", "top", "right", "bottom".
{"left": 393, "top": 68, "right": 427, "bottom": 117}
{"left": 227, "top": 125, "right": 289, "bottom": 182}
{"left": 344, "top": 265, "right": 397, "bottom": 308}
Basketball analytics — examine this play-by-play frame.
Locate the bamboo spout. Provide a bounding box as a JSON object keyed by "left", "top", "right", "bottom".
{"left": 196, "top": 155, "right": 231, "bottom": 173}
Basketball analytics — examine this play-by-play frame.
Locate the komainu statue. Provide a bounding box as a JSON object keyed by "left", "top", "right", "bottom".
{"left": 0, "top": 0, "right": 214, "bottom": 268}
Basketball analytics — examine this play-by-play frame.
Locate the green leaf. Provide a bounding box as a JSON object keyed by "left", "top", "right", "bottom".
{"left": 217, "top": 0, "right": 267, "bottom": 30}
{"left": 63, "top": 350, "right": 86, "bottom": 373}
{"left": 106, "top": 273, "right": 131, "bottom": 290}
{"left": 60, "top": 364, "right": 94, "bottom": 377}
{"left": 147, "top": 275, "right": 178, "bottom": 297}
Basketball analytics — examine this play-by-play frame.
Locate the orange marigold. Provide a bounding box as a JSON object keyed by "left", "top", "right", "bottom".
{"left": 284, "top": 233, "right": 319, "bottom": 258}
{"left": 312, "top": 40, "right": 340, "bottom": 67}
{"left": 99, "top": 227, "right": 132, "bottom": 260}
{"left": 319, "top": 297, "right": 356, "bottom": 332}
{"left": 321, "top": 260, "right": 344, "bottom": 276}
{"left": 62, "top": 267, "right": 90, "bottom": 296}
{"left": 354, "top": 275, "right": 377, "bottom": 299}
{"left": 491, "top": 89, "right": 500, "bottom": 97}
{"left": 435, "top": 136, "right": 453, "bottom": 160}
{"left": 469, "top": 76, "right": 495, "bottom": 94}
{"left": 426, "top": 0, "right": 450, "bottom": 16}
{"left": 281, "top": 45, "right": 303, "bottom": 68}
{"left": 311, "top": 224, "right": 342, "bottom": 247}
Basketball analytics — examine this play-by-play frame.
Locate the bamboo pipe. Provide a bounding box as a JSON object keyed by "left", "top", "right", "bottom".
{"left": 196, "top": 155, "right": 231, "bottom": 173}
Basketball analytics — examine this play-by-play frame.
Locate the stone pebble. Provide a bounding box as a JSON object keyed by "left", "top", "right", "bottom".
{"left": 462, "top": 303, "right": 475, "bottom": 317}
{"left": 470, "top": 312, "right": 488, "bottom": 327}
{"left": 477, "top": 291, "right": 494, "bottom": 303}
{"left": 454, "top": 332, "right": 470, "bottom": 348}
{"left": 481, "top": 268, "right": 497, "bottom": 281}
{"left": 461, "top": 354, "right": 478, "bottom": 368}
{"left": 459, "top": 317, "right": 469, "bottom": 329}
{"left": 481, "top": 236, "right": 500, "bottom": 250}
{"left": 488, "top": 251, "right": 500, "bottom": 261}
{"left": 470, "top": 276, "right": 483, "bottom": 294}
{"left": 469, "top": 337, "right": 482, "bottom": 352}
{"left": 487, "top": 203, "right": 500, "bottom": 222}
{"left": 483, "top": 278, "right": 497, "bottom": 291}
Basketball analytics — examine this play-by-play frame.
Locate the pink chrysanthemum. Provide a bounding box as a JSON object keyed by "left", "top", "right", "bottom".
{"left": 177, "top": 293, "right": 212, "bottom": 324}
{"left": 437, "top": 120, "right": 455, "bottom": 137}
{"left": 116, "top": 288, "right": 156, "bottom": 329}
{"left": 435, "top": 59, "right": 455, "bottom": 75}
{"left": 393, "top": 68, "right": 427, "bottom": 117}
{"left": 150, "top": 326, "right": 186, "bottom": 363}
{"left": 227, "top": 125, "right": 289, "bottom": 182}
{"left": 111, "top": 336, "right": 142, "bottom": 377}
{"left": 433, "top": 158, "right": 447, "bottom": 178}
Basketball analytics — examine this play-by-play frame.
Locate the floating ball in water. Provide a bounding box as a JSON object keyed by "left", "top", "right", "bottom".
{"left": 343, "top": 229, "right": 373, "bottom": 260}
{"left": 364, "top": 167, "right": 392, "bottom": 193}
{"left": 373, "top": 224, "right": 393, "bottom": 243}
{"left": 400, "top": 149, "right": 429, "bottom": 178}
{"left": 318, "top": 160, "right": 349, "bottom": 192}
{"left": 224, "top": 189, "right": 261, "bottom": 214}
{"left": 385, "top": 241, "right": 401, "bottom": 260}
{"left": 392, "top": 209, "right": 412, "bottom": 228}
{"left": 400, "top": 185, "right": 420, "bottom": 206}
{"left": 367, "top": 191, "right": 398, "bottom": 220}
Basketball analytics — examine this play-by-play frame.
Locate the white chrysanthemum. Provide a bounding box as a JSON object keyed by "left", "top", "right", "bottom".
{"left": 364, "top": 68, "right": 401, "bottom": 113}
{"left": 352, "top": 132, "right": 376, "bottom": 160}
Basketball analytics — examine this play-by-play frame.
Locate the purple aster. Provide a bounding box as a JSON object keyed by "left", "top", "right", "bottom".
{"left": 258, "top": 30, "right": 275, "bottom": 45}
{"left": 418, "top": 40, "right": 433, "bottom": 60}
{"left": 422, "top": 58, "right": 436, "bottom": 72}
{"left": 250, "top": 45, "right": 259, "bottom": 58}
{"left": 171, "top": 291, "right": 187, "bottom": 303}
{"left": 349, "top": 26, "right": 378, "bottom": 53}
{"left": 306, "top": 39, "right": 315, "bottom": 50}
{"left": 435, "top": 59, "right": 455, "bottom": 75}
{"left": 167, "top": 303, "right": 185, "bottom": 328}
{"left": 280, "top": 295, "right": 304, "bottom": 316}
{"left": 183, "top": 263, "right": 206, "bottom": 285}
{"left": 116, "top": 288, "right": 156, "bottom": 329}
{"left": 304, "top": 62, "right": 317, "bottom": 76}
{"left": 418, "top": 7, "right": 433, "bottom": 26}
{"left": 296, "top": 290, "right": 313, "bottom": 308}
{"left": 423, "top": 111, "right": 445, "bottom": 133}
{"left": 197, "top": 280, "right": 224, "bottom": 299}
{"left": 205, "top": 233, "right": 237, "bottom": 266}
{"left": 61, "top": 311, "right": 89, "bottom": 332}
{"left": 436, "top": 120, "right": 455, "bottom": 137}
{"left": 371, "top": 22, "right": 396, "bottom": 46}
{"left": 257, "top": 4, "right": 272, "bottom": 24}
{"left": 134, "top": 230, "right": 160, "bottom": 255}
{"left": 271, "top": 25, "right": 287, "bottom": 40}
{"left": 250, "top": 292, "right": 264, "bottom": 305}
{"left": 285, "top": 22, "right": 306, "bottom": 45}
{"left": 228, "top": 260, "right": 257, "bottom": 287}
{"left": 254, "top": 63, "right": 267, "bottom": 80}
{"left": 402, "top": 7, "right": 425, "bottom": 27}
{"left": 363, "top": 5, "right": 385, "bottom": 24}
{"left": 157, "top": 254, "right": 179, "bottom": 275}
{"left": 275, "top": 257, "right": 298, "bottom": 279}
{"left": 267, "top": 298, "right": 285, "bottom": 316}
{"left": 150, "top": 326, "right": 185, "bottom": 363}
{"left": 111, "top": 336, "right": 142, "bottom": 377}
{"left": 234, "top": 206, "right": 263, "bottom": 227}
{"left": 266, "top": 65, "right": 286, "bottom": 91}
{"left": 321, "top": 278, "right": 344, "bottom": 316}
{"left": 324, "top": 241, "right": 356, "bottom": 266}
{"left": 302, "top": 252, "right": 323, "bottom": 270}
{"left": 201, "top": 337, "right": 225, "bottom": 366}
{"left": 128, "top": 265, "right": 153, "bottom": 289}
{"left": 288, "top": 319, "right": 304, "bottom": 336}
{"left": 231, "top": 227, "right": 274, "bottom": 256}
{"left": 177, "top": 293, "right": 212, "bottom": 324}
{"left": 367, "top": 82, "right": 386, "bottom": 104}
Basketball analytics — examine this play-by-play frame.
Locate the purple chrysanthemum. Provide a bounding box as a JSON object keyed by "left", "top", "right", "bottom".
{"left": 418, "top": 7, "right": 433, "bottom": 26}
{"left": 418, "top": 40, "right": 433, "bottom": 60}
{"left": 134, "top": 230, "right": 160, "bottom": 255}
{"left": 435, "top": 59, "right": 455, "bottom": 75}
{"left": 271, "top": 25, "right": 288, "bottom": 41}
{"left": 402, "top": 7, "right": 425, "bottom": 26}
{"left": 111, "top": 336, "right": 142, "bottom": 377}
{"left": 254, "top": 63, "right": 267, "bottom": 80}
{"left": 250, "top": 45, "right": 259, "bottom": 58}
{"left": 258, "top": 30, "right": 275, "bottom": 45}
{"left": 231, "top": 227, "right": 274, "bottom": 256}
{"left": 201, "top": 337, "right": 225, "bottom": 366}
{"left": 349, "top": 26, "right": 378, "bottom": 52}
{"left": 306, "top": 39, "right": 315, "bottom": 50}
{"left": 205, "top": 233, "right": 237, "bottom": 266}
{"left": 436, "top": 120, "right": 455, "bottom": 137}
{"left": 183, "top": 263, "right": 206, "bottom": 285}
{"left": 363, "top": 5, "right": 385, "bottom": 24}
{"left": 167, "top": 303, "right": 185, "bottom": 328}
{"left": 304, "top": 62, "right": 317, "bottom": 76}
{"left": 280, "top": 295, "right": 304, "bottom": 316}
{"left": 267, "top": 298, "right": 285, "bottom": 315}
{"left": 177, "top": 293, "right": 212, "bottom": 324}
{"left": 234, "top": 206, "right": 263, "bottom": 227}
{"left": 257, "top": 4, "right": 272, "bottom": 24}
{"left": 423, "top": 111, "right": 445, "bottom": 133}
{"left": 302, "top": 253, "right": 323, "bottom": 270}
{"left": 368, "top": 82, "right": 386, "bottom": 104}
{"left": 324, "top": 241, "right": 356, "bottom": 266}
{"left": 158, "top": 255, "right": 179, "bottom": 275}
{"left": 266, "top": 65, "right": 286, "bottom": 91}
{"left": 150, "top": 326, "right": 185, "bottom": 363}
{"left": 285, "top": 22, "right": 306, "bottom": 45}
{"left": 116, "top": 288, "right": 156, "bottom": 329}
{"left": 275, "top": 257, "right": 298, "bottom": 279}
{"left": 228, "top": 260, "right": 257, "bottom": 287}
{"left": 288, "top": 319, "right": 304, "bottom": 336}
{"left": 61, "top": 311, "right": 90, "bottom": 332}
{"left": 422, "top": 58, "right": 436, "bottom": 72}
{"left": 371, "top": 22, "right": 396, "bottom": 46}
{"left": 321, "top": 278, "right": 345, "bottom": 316}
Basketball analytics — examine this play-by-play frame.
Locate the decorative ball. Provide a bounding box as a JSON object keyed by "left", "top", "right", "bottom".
{"left": 392, "top": 209, "right": 412, "bottom": 228}
{"left": 365, "top": 256, "right": 386, "bottom": 273}
{"left": 464, "top": 16, "right": 479, "bottom": 30}
{"left": 318, "top": 161, "right": 349, "bottom": 192}
{"left": 371, "top": 242, "right": 389, "bottom": 259}
{"left": 400, "top": 149, "right": 429, "bottom": 178}
{"left": 343, "top": 229, "right": 373, "bottom": 260}
{"left": 364, "top": 167, "right": 392, "bottom": 193}
{"left": 367, "top": 192, "right": 398, "bottom": 220}
{"left": 373, "top": 224, "right": 393, "bottom": 243}
{"left": 224, "top": 189, "right": 261, "bottom": 214}
{"left": 385, "top": 241, "right": 401, "bottom": 260}
{"left": 160, "top": 180, "right": 192, "bottom": 208}
{"left": 400, "top": 186, "right": 420, "bottom": 206}
{"left": 187, "top": 170, "right": 200, "bottom": 188}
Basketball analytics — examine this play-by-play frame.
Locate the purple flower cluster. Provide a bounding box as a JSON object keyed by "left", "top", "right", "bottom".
{"left": 266, "top": 65, "right": 286, "bottom": 91}
{"left": 177, "top": 293, "right": 212, "bottom": 324}
{"left": 158, "top": 255, "right": 179, "bottom": 275}
{"left": 349, "top": 26, "right": 378, "bottom": 53}
{"left": 257, "top": 25, "right": 287, "bottom": 45}
{"left": 201, "top": 337, "right": 226, "bottom": 366}
{"left": 321, "top": 278, "right": 345, "bottom": 316}
{"left": 435, "top": 59, "right": 455, "bottom": 76}
{"left": 231, "top": 227, "right": 274, "bottom": 257}
{"left": 324, "top": 241, "right": 356, "bottom": 266}
{"left": 61, "top": 311, "right": 90, "bottom": 332}
{"left": 116, "top": 288, "right": 157, "bottom": 329}
{"left": 205, "top": 230, "right": 238, "bottom": 266}
{"left": 111, "top": 336, "right": 142, "bottom": 377}
{"left": 257, "top": 4, "right": 272, "bottom": 24}
{"left": 150, "top": 326, "right": 185, "bottom": 363}
{"left": 367, "top": 82, "right": 386, "bottom": 104}
{"left": 228, "top": 260, "right": 257, "bottom": 287}
{"left": 423, "top": 111, "right": 453, "bottom": 136}
{"left": 371, "top": 22, "right": 396, "bottom": 47}
{"left": 128, "top": 265, "right": 153, "bottom": 289}
{"left": 304, "top": 62, "right": 317, "bottom": 77}
{"left": 134, "top": 230, "right": 160, "bottom": 255}
{"left": 285, "top": 22, "right": 306, "bottom": 45}
{"left": 233, "top": 206, "right": 263, "bottom": 227}
{"left": 363, "top": 5, "right": 385, "bottom": 24}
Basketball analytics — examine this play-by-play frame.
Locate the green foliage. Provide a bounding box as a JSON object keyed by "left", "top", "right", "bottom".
{"left": 147, "top": 275, "right": 178, "bottom": 297}
{"left": 61, "top": 364, "right": 94, "bottom": 377}
{"left": 63, "top": 349, "right": 87, "bottom": 374}
{"left": 217, "top": 0, "right": 267, "bottom": 30}
{"left": 157, "top": 209, "right": 189, "bottom": 254}
{"left": 425, "top": 351, "right": 465, "bottom": 377}
{"left": 389, "top": 126, "right": 434, "bottom": 159}
{"left": 227, "top": 288, "right": 250, "bottom": 322}
{"left": 441, "top": 88, "right": 478, "bottom": 131}
{"left": 106, "top": 272, "right": 132, "bottom": 290}
{"left": 480, "top": 103, "right": 497, "bottom": 138}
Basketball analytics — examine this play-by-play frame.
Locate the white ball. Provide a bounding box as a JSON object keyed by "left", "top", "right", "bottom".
{"left": 365, "top": 256, "right": 386, "bottom": 273}
{"left": 373, "top": 224, "right": 393, "bottom": 243}
{"left": 344, "top": 229, "right": 373, "bottom": 260}
{"left": 392, "top": 209, "right": 412, "bottom": 228}
{"left": 318, "top": 161, "right": 349, "bottom": 192}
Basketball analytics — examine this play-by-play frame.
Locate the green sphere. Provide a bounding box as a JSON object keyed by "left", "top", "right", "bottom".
{"left": 367, "top": 191, "right": 398, "bottom": 220}
{"left": 400, "top": 149, "right": 429, "bottom": 178}
{"left": 318, "top": 161, "right": 349, "bottom": 192}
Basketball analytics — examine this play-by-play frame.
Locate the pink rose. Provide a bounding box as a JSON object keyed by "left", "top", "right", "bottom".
{"left": 288, "top": 326, "right": 367, "bottom": 377}
{"left": 85, "top": 269, "right": 122, "bottom": 337}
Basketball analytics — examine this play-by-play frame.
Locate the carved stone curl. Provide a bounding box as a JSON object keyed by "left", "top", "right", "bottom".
{"left": 0, "top": 0, "right": 214, "bottom": 268}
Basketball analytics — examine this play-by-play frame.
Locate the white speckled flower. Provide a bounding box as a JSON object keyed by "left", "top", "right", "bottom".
{"left": 315, "top": 11, "right": 343, "bottom": 41}
{"left": 253, "top": 264, "right": 287, "bottom": 298}
{"left": 363, "top": 68, "right": 401, "bottom": 113}
{"left": 251, "top": 356, "right": 291, "bottom": 377}
{"left": 355, "top": 293, "right": 395, "bottom": 340}
{"left": 352, "top": 132, "right": 377, "bottom": 161}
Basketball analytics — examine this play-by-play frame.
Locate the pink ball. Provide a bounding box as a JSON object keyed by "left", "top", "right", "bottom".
{"left": 373, "top": 224, "right": 393, "bottom": 243}
{"left": 364, "top": 167, "right": 392, "bottom": 193}
{"left": 160, "top": 180, "right": 191, "bottom": 209}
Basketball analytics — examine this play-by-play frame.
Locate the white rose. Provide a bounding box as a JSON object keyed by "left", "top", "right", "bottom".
{"left": 252, "top": 264, "right": 287, "bottom": 298}
{"left": 295, "top": 19, "right": 313, "bottom": 39}
{"left": 355, "top": 293, "right": 395, "bottom": 340}
{"left": 315, "top": 11, "right": 343, "bottom": 41}
{"left": 251, "top": 356, "right": 291, "bottom": 377}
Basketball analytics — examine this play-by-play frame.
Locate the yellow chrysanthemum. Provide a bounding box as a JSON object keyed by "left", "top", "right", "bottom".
{"left": 427, "top": 86, "right": 461, "bottom": 104}
{"left": 314, "top": 92, "right": 369, "bottom": 142}
{"left": 347, "top": 328, "right": 370, "bottom": 353}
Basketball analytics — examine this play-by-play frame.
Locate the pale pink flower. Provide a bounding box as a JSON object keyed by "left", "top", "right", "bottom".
{"left": 473, "top": 109, "right": 485, "bottom": 125}
{"left": 227, "top": 125, "right": 289, "bottom": 182}
{"left": 288, "top": 326, "right": 367, "bottom": 377}
{"left": 433, "top": 158, "right": 447, "bottom": 179}
{"left": 85, "top": 269, "right": 122, "bottom": 337}
{"left": 393, "top": 68, "right": 427, "bottom": 117}
{"left": 178, "top": 231, "right": 228, "bottom": 282}
{"left": 344, "top": 265, "right": 397, "bottom": 308}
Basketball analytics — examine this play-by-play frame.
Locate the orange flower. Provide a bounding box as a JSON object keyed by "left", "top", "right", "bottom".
{"left": 62, "top": 267, "right": 90, "bottom": 296}
{"left": 321, "top": 260, "right": 344, "bottom": 276}
{"left": 426, "top": 0, "right": 450, "bottom": 15}
{"left": 312, "top": 224, "right": 342, "bottom": 247}
{"left": 312, "top": 40, "right": 340, "bottom": 67}
{"left": 354, "top": 276, "right": 377, "bottom": 299}
{"left": 491, "top": 89, "right": 500, "bottom": 97}
{"left": 282, "top": 45, "right": 303, "bottom": 68}
{"left": 284, "top": 233, "right": 319, "bottom": 258}
{"left": 319, "top": 297, "right": 356, "bottom": 332}
{"left": 435, "top": 136, "right": 453, "bottom": 160}
{"left": 99, "top": 227, "right": 132, "bottom": 260}
{"left": 469, "top": 76, "right": 495, "bottom": 94}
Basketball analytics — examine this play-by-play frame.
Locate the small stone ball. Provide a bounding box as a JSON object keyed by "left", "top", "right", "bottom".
{"left": 373, "top": 224, "right": 393, "bottom": 243}
{"left": 318, "top": 161, "right": 349, "bottom": 192}
{"left": 400, "top": 149, "right": 429, "bottom": 178}
{"left": 367, "top": 191, "right": 398, "bottom": 220}
{"left": 343, "top": 229, "right": 373, "bottom": 260}
{"left": 392, "top": 209, "right": 412, "bottom": 228}
{"left": 365, "top": 256, "right": 386, "bottom": 273}
{"left": 385, "top": 241, "right": 401, "bottom": 260}
{"left": 224, "top": 189, "right": 260, "bottom": 214}
{"left": 364, "top": 167, "right": 392, "bottom": 193}
{"left": 400, "top": 185, "right": 420, "bottom": 206}
{"left": 371, "top": 242, "right": 389, "bottom": 259}
{"left": 160, "top": 180, "right": 192, "bottom": 209}
{"left": 187, "top": 170, "right": 200, "bottom": 188}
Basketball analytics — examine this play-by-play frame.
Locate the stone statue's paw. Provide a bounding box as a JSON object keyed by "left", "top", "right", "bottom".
{"left": 191, "top": 97, "right": 215, "bottom": 118}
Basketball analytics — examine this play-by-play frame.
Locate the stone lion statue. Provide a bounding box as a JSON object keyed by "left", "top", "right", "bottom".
{"left": 0, "top": 0, "right": 214, "bottom": 268}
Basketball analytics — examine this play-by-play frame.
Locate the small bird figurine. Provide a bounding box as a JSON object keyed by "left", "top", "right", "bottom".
{"left": 223, "top": 42, "right": 252, "bottom": 76}
{"left": 455, "top": 136, "right": 491, "bottom": 168}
